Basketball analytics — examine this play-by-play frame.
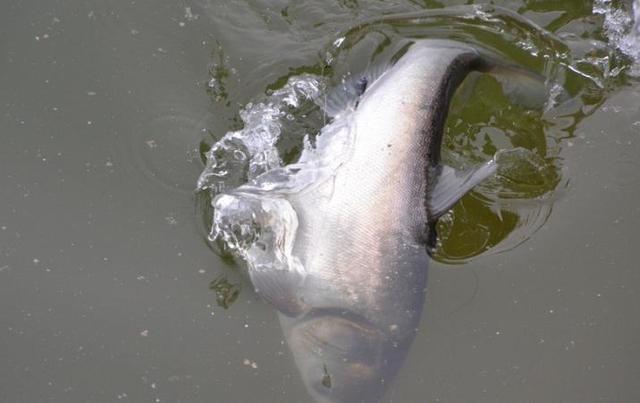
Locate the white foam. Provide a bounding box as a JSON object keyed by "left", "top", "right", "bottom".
{"left": 196, "top": 75, "right": 325, "bottom": 194}
{"left": 594, "top": 0, "right": 640, "bottom": 76}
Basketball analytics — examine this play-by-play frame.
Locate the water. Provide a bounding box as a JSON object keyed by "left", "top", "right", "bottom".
{"left": 2, "top": 0, "right": 640, "bottom": 402}
{"left": 594, "top": 0, "right": 640, "bottom": 75}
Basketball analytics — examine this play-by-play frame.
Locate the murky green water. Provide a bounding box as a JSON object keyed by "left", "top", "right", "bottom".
{"left": 2, "top": 0, "right": 639, "bottom": 402}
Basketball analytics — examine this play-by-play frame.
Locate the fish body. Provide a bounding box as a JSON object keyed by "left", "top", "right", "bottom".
{"left": 215, "top": 39, "right": 517, "bottom": 402}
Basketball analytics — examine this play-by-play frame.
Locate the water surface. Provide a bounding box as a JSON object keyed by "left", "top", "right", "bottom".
{"left": 2, "top": 0, "right": 640, "bottom": 402}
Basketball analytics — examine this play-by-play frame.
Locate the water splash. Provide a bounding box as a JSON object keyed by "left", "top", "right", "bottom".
{"left": 197, "top": 75, "right": 325, "bottom": 195}
{"left": 198, "top": 5, "right": 615, "bottom": 266}
{"left": 594, "top": 0, "right": 640, "bottom": 76}
{"left": 197, "top": 70, "right": 356, "bottom": 276}
{"left": 212, "top": 192, "right": 305, "bottom": 279}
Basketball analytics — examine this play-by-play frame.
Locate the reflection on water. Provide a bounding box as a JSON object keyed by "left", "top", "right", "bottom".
{"left": 195, "top": 5, "right": 638, "bottom": 401}
{"left": 125, "top": 110, "right": 211, "bottom": 195}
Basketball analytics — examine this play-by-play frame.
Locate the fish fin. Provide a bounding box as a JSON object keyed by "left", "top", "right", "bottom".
{"left": 321, "top": 64, "right": 387, "bottom": 118}
{"left": 450, "top": 71, "right": 482, "bottom": 115}
{"left": 322, "top": 85, "right": 359, "bottom": 119}
{"left": 249, "top": 268, "right": 307, "bottom": 317}
{"left": 485, "top": 63, "right": 559, "bottom": 110}
{"left": 428, "top": 160, "right": 497, "bottom": 219}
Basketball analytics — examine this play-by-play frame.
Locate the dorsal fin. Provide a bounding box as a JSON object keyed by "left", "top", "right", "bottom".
{"left": 321, "top": 64, "right": 388, "bottom": 118}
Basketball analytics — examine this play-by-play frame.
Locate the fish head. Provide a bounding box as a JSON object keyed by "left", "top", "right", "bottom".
{"left": 281, "top": 308, "right": 412, "bottom": 403}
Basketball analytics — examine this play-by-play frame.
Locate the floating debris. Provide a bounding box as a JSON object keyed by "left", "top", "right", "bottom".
{"left": 321, "top": 364, "right": 332, "bottom": 388}
{"left": 209, "top": 275, "right": 240, "bottom": 309}
{"left": 243, "top": 358, "right": 258, "bottom": 369}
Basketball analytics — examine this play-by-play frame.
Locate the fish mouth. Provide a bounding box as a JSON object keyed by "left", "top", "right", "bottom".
{"left": 285, "top": 307, "right": 397, "bottom": 402}
{"left": 292, "top": 307, "right": 385, "bottom": 364}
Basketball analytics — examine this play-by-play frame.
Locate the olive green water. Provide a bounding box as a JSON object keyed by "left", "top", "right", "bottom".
{"left": 1, "top": 1, "right": 639, "bottom": 402}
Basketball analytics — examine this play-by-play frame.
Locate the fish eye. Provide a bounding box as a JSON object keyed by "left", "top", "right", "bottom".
{"left": 355, "top": 76, "right": 368, "bottom": 95}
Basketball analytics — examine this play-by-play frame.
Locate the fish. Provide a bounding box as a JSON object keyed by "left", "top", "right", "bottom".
{"left": 212, "top": 39, "right": 543, "bottom": 402}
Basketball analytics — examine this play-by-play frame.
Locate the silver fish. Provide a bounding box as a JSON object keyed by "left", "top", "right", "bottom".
{"left": 214, "top": 39, "right": 540, "bottom": 402}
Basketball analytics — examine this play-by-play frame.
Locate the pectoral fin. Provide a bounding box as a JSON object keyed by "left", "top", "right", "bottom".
{"left": 249, "top": 267, "right": 308, "bottom": 318}
{"left": 428, "top": 160, "right": 497, "bottom": 219}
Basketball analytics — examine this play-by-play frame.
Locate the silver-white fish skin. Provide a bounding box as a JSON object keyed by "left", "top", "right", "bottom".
{"left": 276, "top": 40, "right": 489, "bottom": 403}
